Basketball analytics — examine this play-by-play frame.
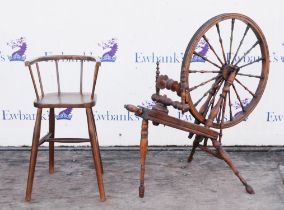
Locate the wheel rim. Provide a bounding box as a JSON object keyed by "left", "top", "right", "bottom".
{"left": 181, "top": 13, "right": 269, "bottom": 129}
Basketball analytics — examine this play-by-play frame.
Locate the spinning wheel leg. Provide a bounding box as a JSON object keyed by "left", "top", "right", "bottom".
{"left": 187, "top": 135, "right": 203, "bottom": 162}
{"left": 139, "top": 119, "right": 149, "bottom": 198}
{"left": 211, "top": 139, "right": 255, "bottom": 194}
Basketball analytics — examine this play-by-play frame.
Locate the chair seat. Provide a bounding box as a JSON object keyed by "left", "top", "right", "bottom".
{"left": 34, "top": 92, "right": 96, "bottom": 108}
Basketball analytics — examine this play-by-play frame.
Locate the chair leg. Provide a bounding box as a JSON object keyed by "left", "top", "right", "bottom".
{"left": 139, "top": 119, "right": 149, "bottom": 198}
{"left": 25, "top": 108, "right": 42, "bottom": 202}
{"left": 49, "top": 108, "right": 55, "bottom": 175}
{"left": 187, "top": 135, "right": 203, "bottom": 162}
{"left": 90, "top": 109, "right": 103, "bottom": 174}
{"left": 86, "top": 108, "right": 106, "bottom": 201}
{"left": 211, "top": 139, "right": 255, "bottom": 194}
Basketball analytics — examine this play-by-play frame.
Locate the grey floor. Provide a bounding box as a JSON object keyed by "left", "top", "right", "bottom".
{"left": 1, "top": 147, "right": 284, "bottom": 210}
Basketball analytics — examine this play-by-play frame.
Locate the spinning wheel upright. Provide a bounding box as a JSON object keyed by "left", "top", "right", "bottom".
{"left": 125, "top": 13, "right": 269, "bottom": 197}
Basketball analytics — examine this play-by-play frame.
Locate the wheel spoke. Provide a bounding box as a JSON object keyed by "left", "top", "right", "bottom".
{"left": 219, "top": 94, "right": 227, "bottom": 141}
{"left": 228, "top": 18, "right": 235, "bottom": 64}
{"left": 204, "top": 80, "right": 224, "bottom": 117}
{"left": 194, "top": 92, "right": 209, "bottom": 107}
{"left": 216, "top": 86, "right": 228, "bottom": 124}
{"left": 189, "top": 70, "right": 221, "bottom": 73}
{"left": 193, "top": 51, "right": 222, "bottom": 68}
{"left": 202, "top": 35, "right": 224, "bottom": 65}
{"left": 194, "top": 77, "right": 223, "bottom": 107}
{"left": 209, "top": 95, "right": 216, "bottom": 113}
{"left": 216, "top": 23, "right": 227, "bottom": 64}
{"left": 189, "top": 75, "right": 221, "bottom": 92}
{"left": 228, "top": 90, "right": 233, "bottom": 121}
{"left": 237, "top": 72, "right": 263, "bottom": 79}
{"left": 234, "top": 78, "right": 256, "bottom": 98}
{"left": 221, "top": 94, "right": 228, "bottom": 125}
{"left": 216, "top": 101, "right": 222, "bottom": 123}
{"left": 231, "top": 24, "right": 250, "bottom": 64}
{"left": 238, "top": 57, "right": 264, "bottom": 69}
{"left": 234, "top": 40, "right": 260, "bottom": 65}
{"left": 197, "top": 78, "right": 223, "bottom": 117}
{"left": 232, "top": 84, "right": 245, "bottom": 112}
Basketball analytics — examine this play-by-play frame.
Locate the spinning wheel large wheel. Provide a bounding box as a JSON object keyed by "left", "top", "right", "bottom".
{"left": 181, "top": 13, "right": 269, "bottom": 129}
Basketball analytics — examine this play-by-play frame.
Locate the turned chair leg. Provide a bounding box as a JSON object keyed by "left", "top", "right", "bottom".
{"left": 25, "top": 108, "right": 42, "bottom": 202}
{"left": 49, "top": 108, "right": 55, "bottom": 175}
{"left": 211, "top": 139, "right": 255, "bottom": 194}
{"left": 86, "top": 108, "right": 106, "bottom": 201}
{"left": 139, "top": 119, "right": 149, "bottom": 198}
{"left": 187, "top": 135, "right": 203, "bottom": 162}
{"left": 90, "top": 109, "right": 103, "bottom": 174}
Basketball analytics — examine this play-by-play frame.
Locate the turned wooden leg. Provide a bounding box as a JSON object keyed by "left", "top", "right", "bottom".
{"left": 25, "top": 108, "right": 42, "bottom": 202}
{"left": 211, "top": 139, "right": 255, "bottom": 194}
{"left": 90, "top": 109, "right": 103, "bottom": 174}
{"left": 139, "top": 119, "right": 149, "bottom": 198}
{"left": 187, "top": 135, "right": 203, "bottom": 162}
{"left": 86, "top": 108, "right": 106, "bottom": 201}
{"left": 49, "top": 108, "right": 55, "bottom": 175}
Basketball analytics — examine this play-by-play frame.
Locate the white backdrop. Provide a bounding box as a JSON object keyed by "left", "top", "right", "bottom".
{"left": 0, "top": 0, "right": 283, "bottom": 146}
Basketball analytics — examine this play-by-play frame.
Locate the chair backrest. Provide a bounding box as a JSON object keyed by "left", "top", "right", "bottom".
{"left": 25, "top": 55, "right": 101, "bottom": 100}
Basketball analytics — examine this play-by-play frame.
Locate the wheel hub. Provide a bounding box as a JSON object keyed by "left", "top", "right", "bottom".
{"left": 222, "top": 64, "right": 237, "bottom": 80}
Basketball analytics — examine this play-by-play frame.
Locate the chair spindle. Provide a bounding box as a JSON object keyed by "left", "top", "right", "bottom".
{"left": 91, "top": 62, "right": 101, "bottom": 100}
{"left": 36, "top": 62, "right": 44, "bottom": 97}
{"left": 80, "top": 60, "right": 83, "bottom": 94}
{"left": 55, "top": 60, "right": 61, "bottom": 94}
{"left": 28, "top": 65, "right": 40, "bottom": 100}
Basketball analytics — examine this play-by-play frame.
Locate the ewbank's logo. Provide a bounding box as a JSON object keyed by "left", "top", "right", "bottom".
{"left": 98, "top": 38, "right": 118, "bottom": 62}
{"left": 192, "top": 39, "right": 209, "bottom": 62}
{"left": 7, "top": 37, "right": 27, "bottom": 61}
{"left": 232, "top": 98, "right": 251, "bottom": 119}
{"left": 56, "top": 108, "right": 73, "bottom": 120}
{"left": 135, "top": 38, "right": 209, "bottom": 64}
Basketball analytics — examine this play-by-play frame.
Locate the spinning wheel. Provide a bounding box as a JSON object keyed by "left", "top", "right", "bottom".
{"left": 125, "top": 13, "right": 269, "bottom": 198}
